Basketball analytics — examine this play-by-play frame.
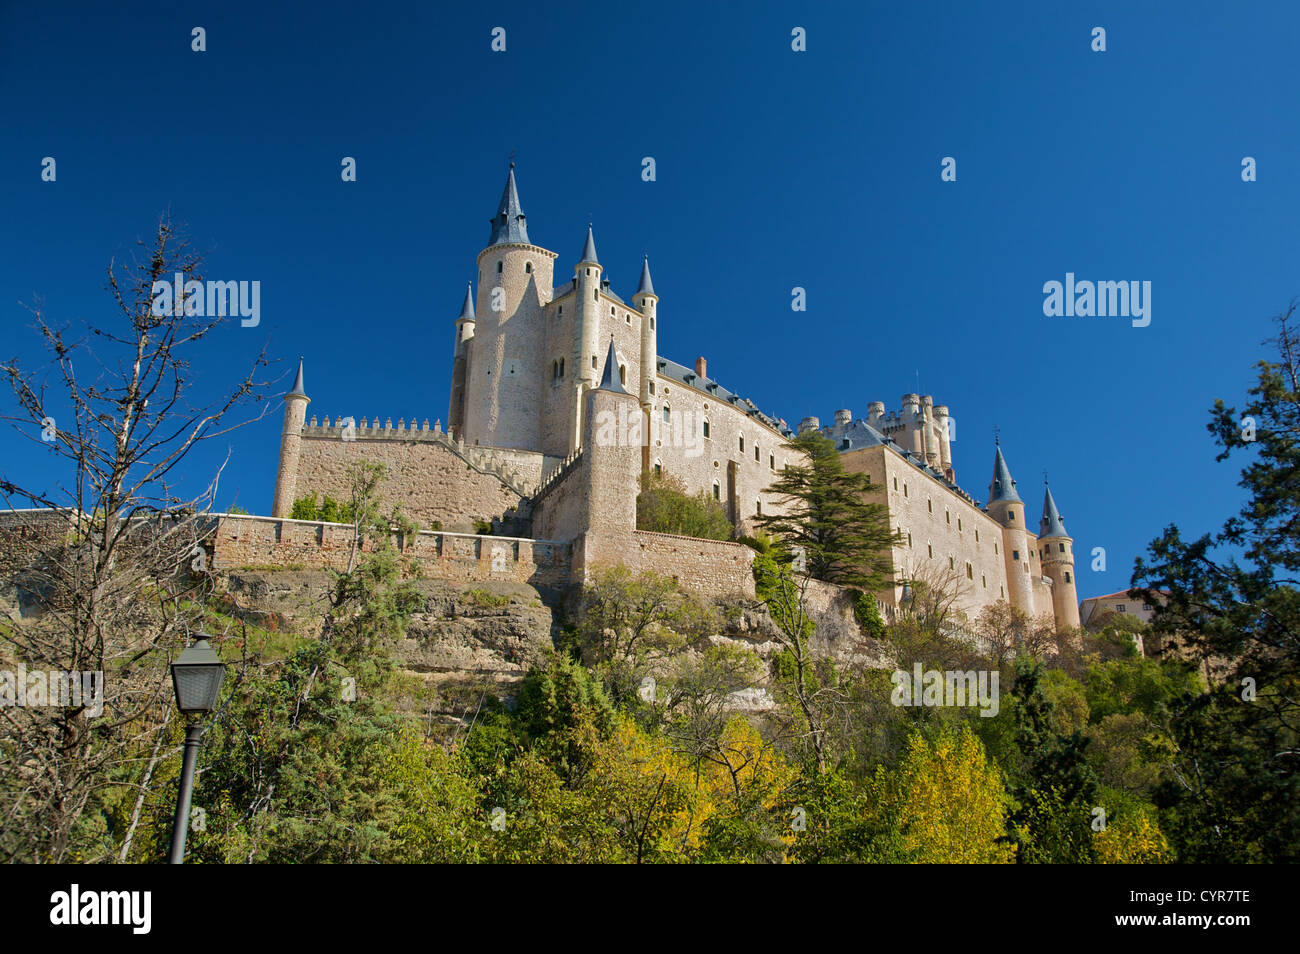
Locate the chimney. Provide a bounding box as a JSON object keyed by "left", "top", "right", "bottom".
{"left": 695, "top": 356, "right": 707, "bottom": 379}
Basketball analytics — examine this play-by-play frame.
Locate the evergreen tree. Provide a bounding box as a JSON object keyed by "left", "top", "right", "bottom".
{"left": 755, "top": 431, "right": 900, "bottom": 592}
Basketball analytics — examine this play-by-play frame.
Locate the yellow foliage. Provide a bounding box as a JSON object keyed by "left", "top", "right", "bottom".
{"left": 886, "top": 724, "right": 1016, "bottom": 864}
{"left": 1094, "top": 810, "right": 1169, "bottom": 863}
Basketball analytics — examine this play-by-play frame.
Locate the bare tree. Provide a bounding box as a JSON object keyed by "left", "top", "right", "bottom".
{"left": 0, "top": 218, "right": 270, "bottom": 862}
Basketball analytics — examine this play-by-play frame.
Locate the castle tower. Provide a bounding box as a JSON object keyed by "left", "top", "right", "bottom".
{"left": 463, "top": 164, "right": 557, "bottom": 451}
{"left": 271, "top": 357, "right": 309, "bottom": 518}
{"left": 633, "top": 255, "right": 658, "bottom": 469}
{"left": 1038, "top": 482, "right": 1081, "bottom": 629}
{"left": 583, "top": 337, "right": 640, "bottom": 533}
{"left": 986, "top": 440, "right": 1035, "bottom": 615}
{"left": 571, "top": 225, "right": 603, "bottom": 452}
{"left": 447, "top": 282, "right": 475, "bottom": 441}
{"left": 934, "top": 404, "right": 953, "bottom": 480}
{"left": 901, "top": 393, "right": 924, "bottom": 457}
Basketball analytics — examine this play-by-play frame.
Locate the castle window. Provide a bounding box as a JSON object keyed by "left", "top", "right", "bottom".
{"left": 966, "top": 563, "right": 973, "bottom": 580}
{"left": 525, "top": 262, "right": 532, "bottom": 274}
{"left": 958, "top": 518, "right": 962, "bottom": 531}
{"left": 739, "top": 436, "right": 745, "bottom": 453}
{"left": 497, "top": 261, "right": 503, "bottom": 273}
{"left": 712, "top": 481, "right": 720, "bottom": 501}
{"left": 714, "top": 460, "right": 719, "bottom": 468}
{"left": 928, "top": 499, "right": 932, "bottom": 513}
{"left": 949, "top": 556, "right": 955, "bottom": 570}
{"left": 756, "top": 500, "right": 762, "bottom": 516}
{"left": 754, "top": 445, "right": 760, "bottom": 462}
{"left": 592, "top": 355, "right": 597, "bottom": 369}
{"left": 619, "top": 365, "right": 627, "bottom": 385}
{"left": 552, "top": 360, "right": 558, "bottom": 380}
{"left": 1066, "top": 572, "right": 1073, "bottom": 584}
{"left": 1059, "top": 542, "right": 1066, "bottom": 553}
{"left": 626, "top": 314, "right": 631, "bottom": 324}
{"left": 1117, "top": 604, "right": 1126, "bottom": 613}
{"left": 663, "top": 406, "right": 670, "bottom": 422}
{"left": 975, "top": 529, "right": 979, "bottom": 542}
{"left": 649, "top": 381, "right": 655, "bottom": 395}
{"left": 654, "top": 460, "right": 662, "bottom": 477}
{"left": 907, "top": 533, "right": 912, "bottom": 547}
{"left": 982, "top": 574, "right": 986, "bottom": 588}
{"left": 611, "top": 307, "right": 615, "bottom": 315}
{"left": 893, "top": 477, "right": 898, "bottom": 490}
{"left": 559, "top": 305, "right": 563, "bottom": 315}
{"left": 770, "top": 454, "right": 775, "bottom": 469}
{"left": 1142, "top": 602, "right": 1151, "bottom": 611}
{"left": 945, "top": 511, "right": 950, "bottom": 524}
{"left": 1025, "top": 563, "right": 1030, "bottom": 573}
{"left": 594, "top": 289, "right": 599, "bottom": 301}
{"left": 586, "top": 268, "right": 591, "bottom": 276}
{"left": 1013, "top": 550, "right": 1020, "bottom": 560}
{"left": 903, "top": 484, "right": 908, "bottom": 497}
{"left": 1008, "top": 510, "right": 1015, "bottom": 522}
{"left": 995, "top": 542, "right": 999, "bottom": 554}
{"left": 928, "top": 544, "right": 933, "bottom": 558}
{"left": 650, "top": 317, "right": 655, "bottom": 330}
{"left": 703, "top": 418, "right": 711, "bottom": 438}
{"left": 1000, "top": 586, "right": 1004, "bottom": 598}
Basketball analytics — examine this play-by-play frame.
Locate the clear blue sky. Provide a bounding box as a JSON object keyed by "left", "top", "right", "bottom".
{"left": 2, "top": 1, "right": 1297, "bottom": 600}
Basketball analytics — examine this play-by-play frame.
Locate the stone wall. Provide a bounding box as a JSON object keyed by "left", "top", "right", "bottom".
{"left": 577, "top": 528, "right": 756, "bottom": 600}
{"left": 208, "top": 514, "right": 571, "bottom": 601}
{"left": 292, "top": 430, "right": 536, "bottom": 533}
{"left": 842, "top": 445, "right": 1010, "bottom": 624}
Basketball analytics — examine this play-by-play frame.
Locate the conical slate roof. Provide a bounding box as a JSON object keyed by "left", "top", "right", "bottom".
{"left": 636, "top": 256, "right": 655, "bottom": 297}
{"left": 579, "top": 225, "right": 599, "bottom": 265}
{"left": 1039, "top": 484, "right": 1068, "bottom": 539}
{"left": 988, "top": 442, "right": 1021, "bottom": 503}
{"left": 457, "top": 282, "right": 475, "bottom": 321}
{"left": 289, "top": 356, "right": 306, "bottom": 397}
{"left": 597, "top": 337, "right": 627, "bottom": 394}
{"left": 486, "top": 164, "right": 530, "bottom": 247}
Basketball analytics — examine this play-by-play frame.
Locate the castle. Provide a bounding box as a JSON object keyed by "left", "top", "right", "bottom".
{"left": 268, "top": 165, "right": 1081, "bottom": 631}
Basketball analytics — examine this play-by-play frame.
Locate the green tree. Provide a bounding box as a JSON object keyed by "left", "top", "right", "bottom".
{"left": 755, "top": 431, "right": 899, "bottom": 592}
{"left": 1133, "top": 302, "right": 1300, "bottom": 861}
{"left": 636, "top": 469, "right": 733, "bottom": 540}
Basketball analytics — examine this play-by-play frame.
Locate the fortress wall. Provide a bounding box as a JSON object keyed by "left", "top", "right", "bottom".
{"left": 530, "top": 452, "right": 588, "bottom": 543}
{"left": 293, "top": 434, "right": 529, "bottom": 532}
{"left": 648, "top": 371, "right": 799, "bottom": 535}
{"left": 579, "top": 528, "right": 756, "bottom": 600}
{"left": 841, "top": 445, "right": 1009, "bottom": 623}
{"left": 208, "top": 515, "right": 570, "bottom": 594}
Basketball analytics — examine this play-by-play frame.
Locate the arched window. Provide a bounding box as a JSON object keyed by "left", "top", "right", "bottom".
{"left": 739, "top": 435, "right": 745, "bottom": 453}
{"left": 663, "top": 406, "right": 670, "bottom": 423}
{"left": 525, "top": 262, "right": 532, "bottom": 274}
{"left": 650, "top": 316, "right": 655, "bottom": 330}
{"left": 654, "top": 460, "right": 662, "bottom": 477}
{"left": 703, "top": 418, "right": 711, "bottom": 438}
{"left": 712, "top": 481, "right": 721, "bottom": 501}
{"left": 594, "top": 288, "right": 598, "bottom": 301}
{"left": 618, "top": 365, "right": 627, "bottom": 385}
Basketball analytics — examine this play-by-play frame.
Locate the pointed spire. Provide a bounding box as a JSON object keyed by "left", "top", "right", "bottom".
{"left": 486, "top": 163, "right": 530, "bottom": 247}
{"left": 457, "top": 282, "right": 475, "bottom": 321}
{"left": 1039, "top": 483, "right": 1068, "bottom": 538}
{"left": 988, "top": 442, "right": 1021, "bottom": 503}
{"left": 579, "top": 224, "right": 599, "bottom": 266}
{"left": 289, "top": 356, "right": 307, "bottom": 398}
{"left": 597, "top": 336, "right": 627, "bottom": 394}
{"left": 636, "top": 255, "right": 655, "bottom": 297}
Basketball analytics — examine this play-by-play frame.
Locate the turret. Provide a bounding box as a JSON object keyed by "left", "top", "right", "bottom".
{"left": 272, "top": 357, "right": 310, "bottom": 518}
{"left": 1038, "top": 482, "right": 1081, "bottom": 629}
{"left": 447, "top": 283, "right": 475, "bottom": 441}
{"left": 934, "top": 404, "right": 953, "bottom": 480}
{"left": 571, "top": 225, "right": 603, "bottom": 451}
{"left": 464, "top": 163, "right": 557, "bottom": 451}
{"left": 633, "top": 255, "right": 658, "bottom": 465}
{"left": 986, "top": 440, "right": 1035, "bottom": 615}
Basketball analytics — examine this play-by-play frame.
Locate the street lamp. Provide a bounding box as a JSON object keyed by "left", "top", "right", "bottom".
{"left": 168, "top": 633, "right": 225, "bottom": 864}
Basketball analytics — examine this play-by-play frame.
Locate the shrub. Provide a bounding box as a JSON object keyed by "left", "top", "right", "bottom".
{"left": 636, "top": 470, "right": 732, "bottom": 541}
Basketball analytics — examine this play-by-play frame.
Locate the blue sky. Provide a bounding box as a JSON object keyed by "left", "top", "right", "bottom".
{"left": 2, "top": 1, "right": 1297, "bottom": 599}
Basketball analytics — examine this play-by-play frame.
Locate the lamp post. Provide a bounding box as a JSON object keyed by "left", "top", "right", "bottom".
{"left": 168, "top": 634, "right": 226, "bottom": 864}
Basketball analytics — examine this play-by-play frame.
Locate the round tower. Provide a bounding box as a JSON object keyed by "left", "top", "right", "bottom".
{"left": 1038, "top": 482, "right": 1082, "bottom": 629}
{"left": 447, "top": 282, "right": 475, "bottom": 441}
{"left": 901, "top": 393, "right": 924, "bottom": 456}
{"left": 986, "top": 440, "right": 1035, "bottom": 615}
{"left": 633, "top": 255, "right": 658, "bottom": 464}
{"left": 272, "top": 357, "right": 309, "bottom": 518}
{"left": 571, "top": 225, "right": 603, "bottom": 451}
{"left": 463, "top": 164, "right": 557, "bottom": 451}
{"left": 934, "top": 405, "right": 953, "bottom": 480}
